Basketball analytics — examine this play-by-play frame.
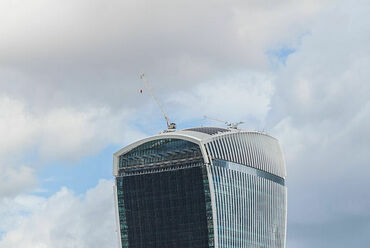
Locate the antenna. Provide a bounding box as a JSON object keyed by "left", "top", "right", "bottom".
{"left": 204, "top": 115, "right": 244, "bottom": 129}
{"left": 140, "top": 73, "right": 176, "bottom": 131}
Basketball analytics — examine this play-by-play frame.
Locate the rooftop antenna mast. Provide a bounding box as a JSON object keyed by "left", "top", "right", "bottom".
{"left": 140, "top": 73, "right": 176, "bottom": 131}
{"left": 204, "top": 115, "right": 244, "bottom": 129}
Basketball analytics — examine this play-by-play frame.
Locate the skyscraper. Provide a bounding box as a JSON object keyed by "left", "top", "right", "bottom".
{"left": 113, "top": 127, "right": 287, "bottom": 248}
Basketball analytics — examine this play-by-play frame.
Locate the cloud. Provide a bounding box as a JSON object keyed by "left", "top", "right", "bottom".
{"left": 0, "top": 0, "right": 369, "bottom": 247}
{"left": 0, "top": 0, "right": 322, "bottom": 62}
{"left": 0, "top": 95, "right": 144, "bottom": 199}
{"left": 0, "top": 96, "right": 144, "bottom": 162}
{"left": 0, "top": 180, "right": 117, "bottom": 248}
{"left": 268, "top": 1, "right": 370, "bottom": 246}
{"left": 0, "top": 166, "right": 38, "bottom": 199}
{"left": 0, "top": 0, "right": 326, "bottom": 112}
{"left": 37, "top": 106, "right": 144, "bottom": 161}
{"left": 0, "top": 194, "right": 45, "bottom": 238}
{"left": 167, "top": 72, "right": 274, "bottom": 127}
{"left": 0, "top": 97, "right": 37, "bottom": 157}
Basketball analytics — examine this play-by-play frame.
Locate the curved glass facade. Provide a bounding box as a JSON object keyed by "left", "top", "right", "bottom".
{"left": 114, "top": 130, "right": 287, "bottom": 248}
{"left": 210, "top": 159, "right": 286, "bottom": 247}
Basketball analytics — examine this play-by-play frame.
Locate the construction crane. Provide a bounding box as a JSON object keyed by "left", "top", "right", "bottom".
{"left": 204, "top": 115, "right": 244, "bottom": 129}
{"left": 140, "top": 73, "right": 176, "bottom": 131}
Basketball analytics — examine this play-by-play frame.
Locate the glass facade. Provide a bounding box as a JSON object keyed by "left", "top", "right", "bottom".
{"left": 118, "top": 139, "right": 201, "bottom": 171}
{"left": 117, "top": 167, "right": 209, "bottom": 248}
{"left": 213, "top": 159, "right": 285, "bottom": 186}
{"left": 116, "top": 139, "right": 213, "bottom": 248}
{"left": 114, "top": 130, "right": 287, "bottom": 248}
{"left": 210, "top": 159, "right": 286, "bottom": 247}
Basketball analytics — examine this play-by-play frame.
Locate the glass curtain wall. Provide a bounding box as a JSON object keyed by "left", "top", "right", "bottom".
{"left": 210, "top": 159, "right": 286, "bottom": 248}
{"left": 116, "top": 139, "right": 214, "bottom": 248}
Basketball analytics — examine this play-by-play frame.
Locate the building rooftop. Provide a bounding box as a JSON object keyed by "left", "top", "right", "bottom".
{"left": 183, "top": 127, "right": 231, "bottom": 135}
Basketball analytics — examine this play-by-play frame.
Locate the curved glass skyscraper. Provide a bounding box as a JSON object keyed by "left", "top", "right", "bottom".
{"left": 113, "top": 127, "right": 287, "bottom": 248}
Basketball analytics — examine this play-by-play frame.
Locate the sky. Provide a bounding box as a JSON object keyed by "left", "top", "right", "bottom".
{"left": 0, "top": 0, "right": 369, "bottom": 247}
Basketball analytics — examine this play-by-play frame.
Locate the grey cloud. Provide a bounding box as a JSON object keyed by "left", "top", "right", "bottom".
{"left": 288, "top": 215, "right": 370, "bottom": 248}
{"left": 269, "top": 1, "right": 370, "bottom": 246}
{"left": 0, "top": 0, "right": 323, "bottom": 111}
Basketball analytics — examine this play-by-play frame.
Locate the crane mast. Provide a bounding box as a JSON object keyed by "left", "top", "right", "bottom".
{"left": 140, "top": 73, "right": 176, "bottom": 131}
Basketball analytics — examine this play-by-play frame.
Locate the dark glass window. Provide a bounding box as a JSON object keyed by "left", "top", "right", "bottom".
{"left": 117, "top": 166, "right": 209, "bottom": 248}
{"left": 117, "top": 139, "right": 211, "bottom": 248}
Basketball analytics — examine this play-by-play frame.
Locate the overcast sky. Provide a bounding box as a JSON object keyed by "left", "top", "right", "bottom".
{"left": 1, "top": 0, "right": 369, "bottom": 247}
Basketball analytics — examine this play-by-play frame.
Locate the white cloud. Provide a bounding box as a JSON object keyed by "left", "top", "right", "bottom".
{"left": 0, "top": 194, "right": 45, "bottom": 237}
{"left": 37, "top": 107, "right": 144, "bottom": 161}
{"left": 0, "top": 97, "right": 38, "bottom": 157}
{"left": 0, "top": 96, "right": 144, "bottom": 161}
{"left": 0, "top": 95, "right": 144, "bottom": 199}
{"left": 0, "top": 180, "right": 118, "bottom": 248}
{"left": 0, "top": 166, "right": 38, "bottom": 199}
{"left": 167, "top": 72, "right": 274, "bottom": 126}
